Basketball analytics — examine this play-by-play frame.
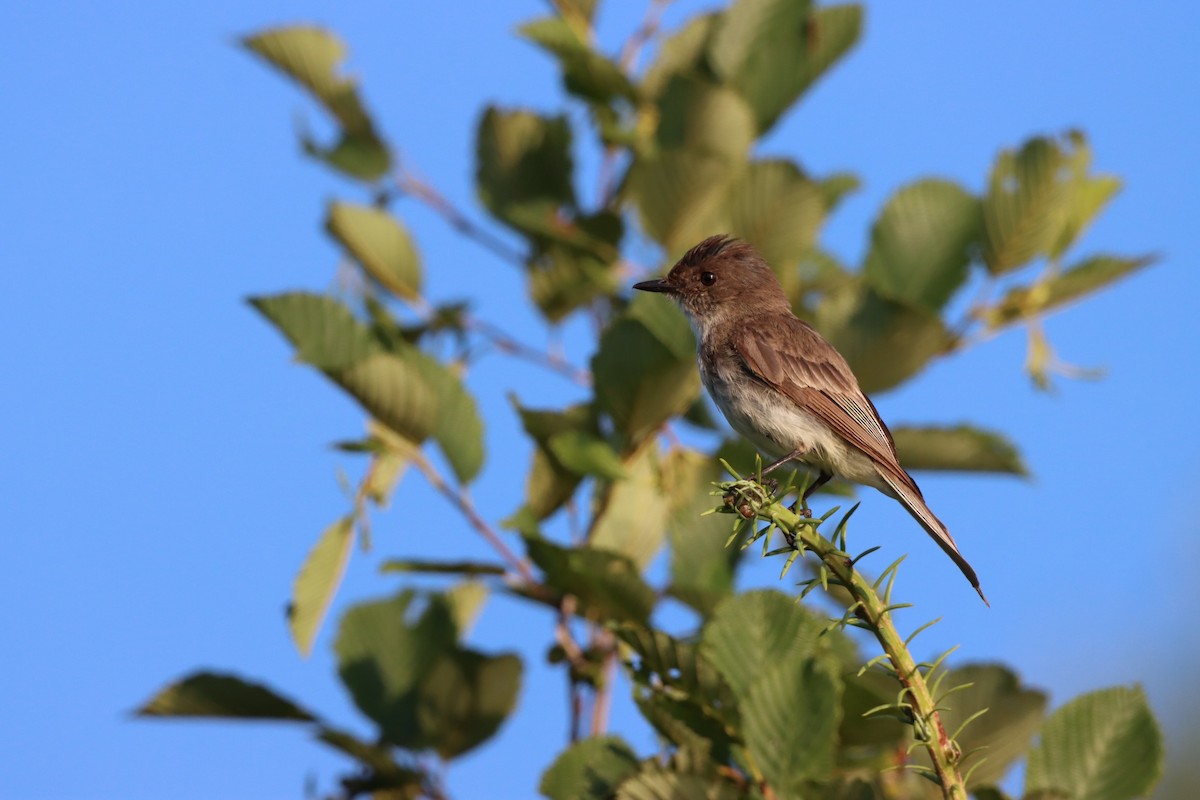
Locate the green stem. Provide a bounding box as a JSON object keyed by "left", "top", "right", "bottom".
{"left": 724, "top": 479, "right": 968, "bottom": 800}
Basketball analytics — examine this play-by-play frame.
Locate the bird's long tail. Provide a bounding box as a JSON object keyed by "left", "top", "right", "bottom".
{"left": 879, "top": 473, "right": 988, "bottom": 606}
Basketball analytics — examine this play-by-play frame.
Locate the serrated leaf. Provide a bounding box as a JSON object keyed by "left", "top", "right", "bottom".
{"left": 524, "top": 538, "right": 657, "bottom": 624}
{"left": 724, "top": 159, "right": 826, "bottom": 297}
{"left": 617, "top": 766, "right": 745, "bottom": 800}
{"left": 1026, "top": 686, "right": 1163, "bottom": 800}
{"left": 406, "top": 353, "right": 485, "bottom": 483}
{"left": 701, "top": 590, "right": 831, "bottom": 700}
{"left": 592, "top": 314, "right": 700, "bottom": 451}
{"left": 510, "top": 400, "right": 597, "bottom": 520}
{"left": 288, "top": 516, "right": 355, "bottom": 657}
{"left": 891, "top": 425, "right": 1028, "bottom": 476}
{"left": 590, "top": 444, "right": 668, "bottom": 568}
{"left": 982, "top": 254, "right": 1156, "bottom": 329}
{"left": 710, "top": 2, "right": 862, "bottom": 134}
{"left": 864, "top": 179, "right": 981, "bottom": 312}
{"left": 249, "top": 292, "right": 380, "bottom": 370}
{"left": 241, "top": 26, "right": 391, "bottom": 180}
{"left": 519, "top": 17, "right": 638, "bottom": 105}
{"left": 538, "top": 735, "right": 640, "bottom": 800}
{"left": 137, "top": 672, "right": 317, "bottom": 721}
{"left": 326, "top": 203, "right": 422, "bottom": 299}
{"left": 815, "top": 281, "right": 952, "bottom": 393}
{"left": 742, "top": 658, "right": 842, "bottom": 791}
{"left": 477, "top": 107, "right": 575, "bottom": 233}
{"left": 917, "top": 665, "right": 1046, "bottom": 789}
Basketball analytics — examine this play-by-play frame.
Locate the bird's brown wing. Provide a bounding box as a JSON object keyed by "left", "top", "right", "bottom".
{"left": 731, "top": 315, "right": 916, "bottom": 493}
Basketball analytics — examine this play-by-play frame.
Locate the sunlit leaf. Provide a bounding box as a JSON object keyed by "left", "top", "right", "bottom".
{"left": 642, "top": 13, "right": 720, "bottom": 99}
{"left": 547, "top": 430, "right": 627, "bottom": 480}
{"left": 863, "top": 179, "right": 981, "bottom": 312}
{"left": 661, "top": 448, "right": 740, "bottom": 615}
{"left": 590, "top": 444, "right": 667, "bottom": 568}
{"left": 815, "top": 281, "right": 952, "bottom": 394}
{"left": 742, "top": 658, "right": 841, "bottom": 791}
{"left": 892, "top": 425, "right": 1028, "bottom": 476}
{"left": 326, "top": 203, "right": 422, "bottom": 300}
{"left": 138, "top": 672, "right": 317, "bottom": 721}
{"left": 539, "top": 735, "right": 640, "bottom": 800}
{"left": 524, "top": 538, "right": 657, "bottom": 624}
{"left": 1026, "top": 686, "right": 1163, "bottom": 800}
{"left": 982, "top": 254, "right": 1156, "bottom": 329}
{"left": 519, "top": 17, "right": 638, "bottom": 105}
{"left": 509, "top": 400, "right": 597, "bottom": 521}
{"left": 288, "top": 516, "right": 355, "bottom": 657}
{"left": 477, "top": 107, "right": 575, "bottom": 233}
{"left": 249, "top": 292, "right": 380, "bottom": 371}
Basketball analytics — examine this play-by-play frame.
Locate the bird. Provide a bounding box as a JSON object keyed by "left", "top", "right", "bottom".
{"left": 633, "top": 234, "right": 987, "bottom": 604}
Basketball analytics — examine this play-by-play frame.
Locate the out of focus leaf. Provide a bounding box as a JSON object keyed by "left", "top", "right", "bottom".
{"left": 1026, "top": 686, "right": 1163, "bottom": 800}
{"left": 524, "top": 538, "right": 656, "bottom": 624}
{"left": 593, "top": 301, "right": 700, "bottom": 450}
{"left": 661, "top": 448, "right": 740, "bottom": 615}
{"left": 743, "top": 658, "right": 842, "bottom": 791}
{"left": 314, "top": 727, "right": 421, "bottom": 787}
{"left": 406, "top": 353, "right": 485, "bottom": 483}
{"left": 288, "top": 516, "right": 355, "bottom": 657}
{"left": 477, "top": 107, "right": 575, "bottom": 234}
{"left": 415, "top": 649, "right": 522, "bottom": 759}
{"left": 241, "top": 26, "right": 391, "bottom": 180}
{"left": 617, "top": 766, "right": 745, "bottom": 800}
{"left": 547, "top": 430, "right": 627, "bottom": 481}
{"left": 891, "top": 425, "right": 1028, "bottom": 476}
{"left": 982, "top": 254, "right": 1156, "bottom": 329}
{"left": 538, "top": 735, "right": 640, "bottom": 800}
{"left": 509, "top": 400, "right": 597, "bottom": 521}
{"left": 641, "top": 13, "right": 720, "bottom": 98}
{"left": 249, "top": 292, "right": 380, "bottom": 371}
{"left": 815, "top": 281, "right": 951, "bottom": 393}
{"left": 590, "top": 444, "right": 667, "bottom": 568}
{"left": 379, "top": 559, "right": 506, "bottom": 577}
{"left": 863, "top": 179, "right": 981, "bottom": 312}
{"left": 519, "top": 17, "right": 638, "bottom": 105}
{"left": 138, "top": 672, "right": 317, "bottom": 721}
{"left": 710, "top": 1, "right": 862, "bottom": 134}
{"left": 326, "top": 202, "right": 422, "bottom": 299}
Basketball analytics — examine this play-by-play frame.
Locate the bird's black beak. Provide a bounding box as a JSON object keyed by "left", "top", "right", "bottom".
{"left": 633, "top": 279, "right": 675, "bottom": 294}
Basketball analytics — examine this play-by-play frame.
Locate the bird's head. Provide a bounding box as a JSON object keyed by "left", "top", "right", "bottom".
{"left": 633, "top": 235, "right": 790, "bottom": 335}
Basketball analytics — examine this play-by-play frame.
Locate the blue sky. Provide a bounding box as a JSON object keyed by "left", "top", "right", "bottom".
{"left": 3, "top": 2, "right": 1198, "bottom": 797}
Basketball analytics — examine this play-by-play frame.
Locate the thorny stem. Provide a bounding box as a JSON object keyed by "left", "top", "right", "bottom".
{"left": 413, "top": 453, "right": 536, "bottom": 584}
{"left": 723, "top": 480, "right": 969, "bottom": 800}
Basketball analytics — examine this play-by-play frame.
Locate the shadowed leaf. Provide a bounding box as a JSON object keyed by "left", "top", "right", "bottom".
{"left": 138, "top": 672, "right": 317, "bottom": 721}
{"left": 520, "top": 17, "right": 638, "bottom": 105}
{"left": 892, "top": 425, "right": 1027, "bottom": 476}
{"left": 539, "top": 735, "right": 640, "bottom": 800}
{"left": 524, "top": 538, "right": 657, "bottom": 624}
{"left": 590, "top": 444, "right": 668, "bottom": 568}
{"left": 982, "top": 254, "right": 1156, "bottom": 329}
{"left": 477, "top": 107, "right": 575, "bottom": 233}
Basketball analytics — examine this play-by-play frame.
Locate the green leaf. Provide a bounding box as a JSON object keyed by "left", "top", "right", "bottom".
{"left": 539, "top": 735, "right": 640, "bottom": 800}
{"left": 519, "top": 17, "right": 638, "bottom": 105}
{"left": 443, "top": 580, "right": 489, "bottom": 638}
{"left": 406, "top": 353, "right": 485, "bottom": 483}
{"left": 618, "top": 627, "right": 736, "bottom": 717}
{"left": 592, "top": 311, "right": 700, "bottom": 450}
{"left": 137, "top": 672, "right": 317, "bottom": 721}
{"left": 661, "top": 448, "right": 740, "bottom": 615}
{"left": 590, "top": 444, "right": 668, "bottom": 568}
{"left": 1026, "top": 686, "right": 1163, "bottom": 800}
{"left": 982, "top": 254, "right": 1156, "bottom": 329}
{"left": 617, "top": 766, "right": 745, "bottom": 800}
{"left": 863, "top": 179, "right": 981, "bottom": 312}
{"left": 982, "top": 132, "right": 1117, "bottom": 274}
{"left": 891, "top": 425, "right": 1028, "bottom": 476}
{"left": 288, "top": 516, "right": 355, "bottom": 657}
{"left": 249, "top": 292, "right": 380, "bottom": 371}
{"left": 314, "top": 727, "right": 422, "bottom": 787}
{"left": 334, "top": 591, "right": 457, "bottom": 749}
{"left": 723, "top": 159, "right": 826, "bottom": 299}
{"left": 415, "top": 649, "right": 522, "bottom": 759}
{"left": 924, "top": 665, "right": 1046, "bottom": 789}
{"left": 476, "top": 107, "right": 575, "bottom": 233}
{"left": 742, "top": 658, "right": 842, "bottom": 791}
{"left": 547, "top": 430, "right": 628, "bottom": 480}
{"left": 624, "top": 290, "right": 697, "bottom": 362}
{"left": 815, "top": 281, "right": 952, "bottom": 393}
{"left": 701, "top": 590, "right": 831, "bottom": 700}
{"left": 336, "top": 351, "right": 441, "bottom": 445}
{"left": 509, "top": 400, "right": 598, "bottom": 521}
{"left": 379, "top": 559, "right": 506, "bottom": 576}
{"left": 241, "top": 26, "right": 391, "bottom": 180}
{"left": 710, "top": 1, "right": 863, "bottom": 134}
{"left": 524, "top": 538, "right": 657, "bottom": 624}
{"left": 529, "top": 244, "right": 620, "bottom": 323}
{"left": 642, "top": 13, "right": 720, "bottom": 98}
{"left": 838, "top": 669, "right": 910, "bottom": 752}
{"left": 325, "top": 203, "right": 422, "bottom": 300}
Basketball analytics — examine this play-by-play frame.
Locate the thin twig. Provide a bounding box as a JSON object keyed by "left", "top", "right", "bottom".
{"left": 589, "top": 627, "right": 617, "bottom": 736}
{"left": 466, "top": 315, "right": 592, "bottom": 386}
{"left": 413, "top": 454, "right": 536, "bottom": 583}
{"left": 619, "top": 0, "right": 673, "bottom": 72}
{"left": 556, "top": 595, "right": 588, "bottom": 743}
{"left": 395, "top": 170, "right": 527, "bottom": 268}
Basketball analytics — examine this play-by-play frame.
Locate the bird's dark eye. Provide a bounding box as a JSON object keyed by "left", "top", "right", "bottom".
{"left": 700, "top": 271, "right": 717, "bottom": 286}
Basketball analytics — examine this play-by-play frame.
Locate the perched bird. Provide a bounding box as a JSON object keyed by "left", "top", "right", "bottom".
{"left": 634, "top": 234, "right": 986, "bottom": 604}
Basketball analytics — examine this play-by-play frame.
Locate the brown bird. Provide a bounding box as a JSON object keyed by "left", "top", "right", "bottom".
{"left": 634, "top": 234, "right": 986, "bottom": 604}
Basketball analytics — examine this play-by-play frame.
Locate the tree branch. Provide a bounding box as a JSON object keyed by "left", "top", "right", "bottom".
{"left": 394, "top": 169, "right": 527, "bottom": 268}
